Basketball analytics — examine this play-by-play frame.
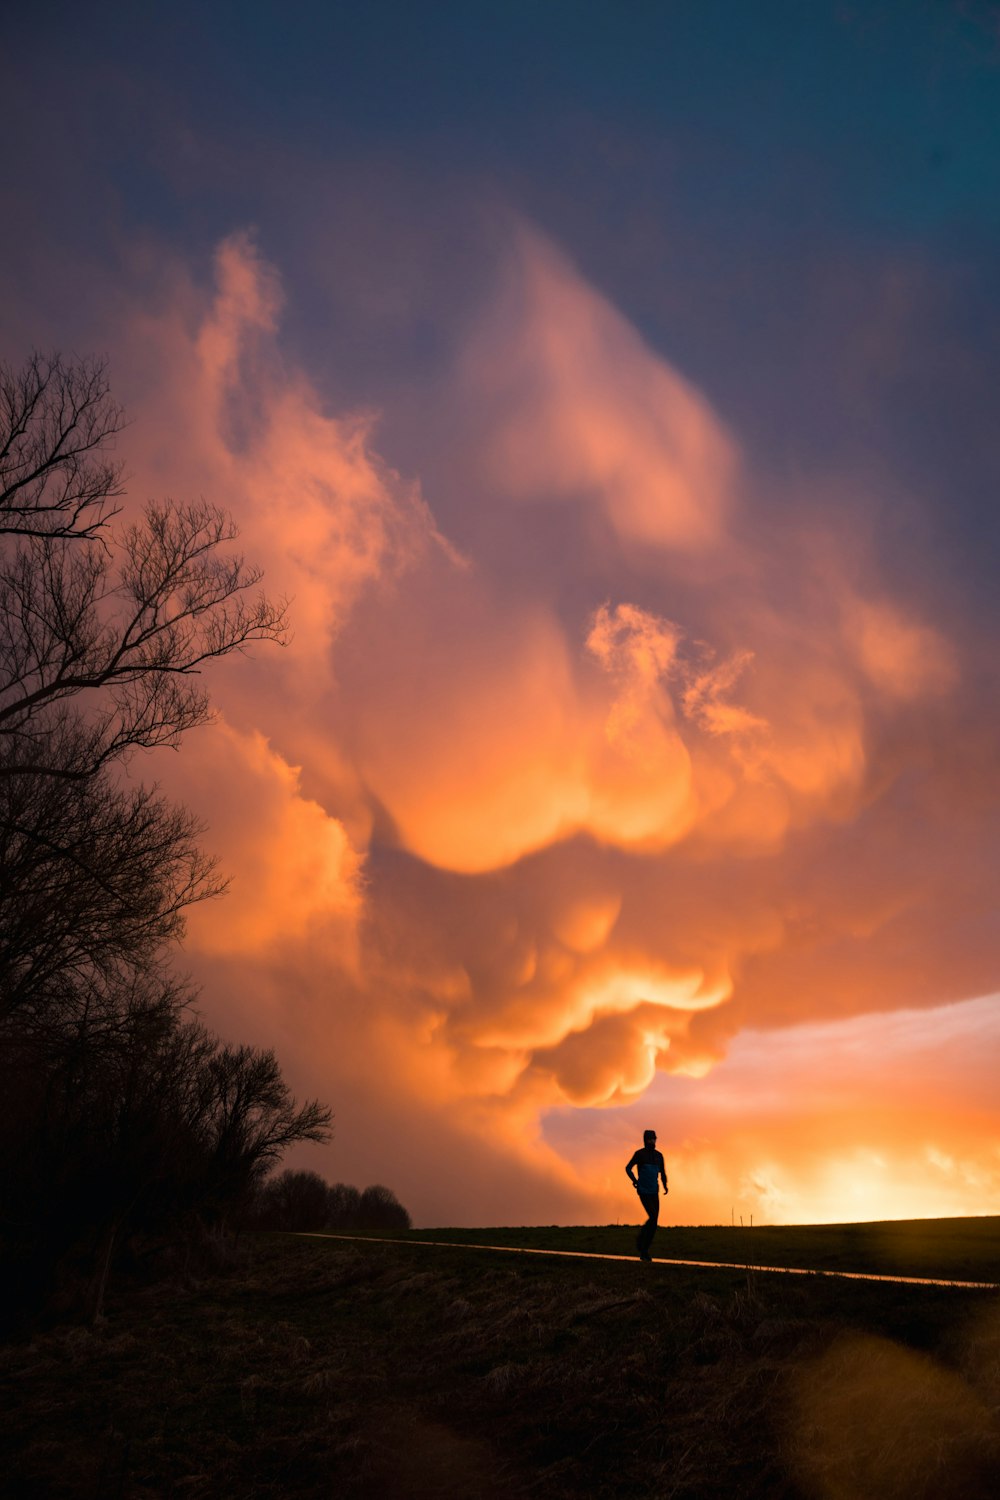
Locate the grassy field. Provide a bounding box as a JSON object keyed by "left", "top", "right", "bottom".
{"left": 2, "top": 1223, "right": 1000, "bottom": 1498}
{"left": 398, "top": 1216, "right": 1000, "bottom": 1283}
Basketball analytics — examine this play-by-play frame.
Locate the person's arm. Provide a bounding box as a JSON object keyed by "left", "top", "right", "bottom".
{"left": 625, "top": 1150, "right": 639, "bottom": 1188}
{"left": 659, "top": 1153, "right": 668, "bottom": 1194}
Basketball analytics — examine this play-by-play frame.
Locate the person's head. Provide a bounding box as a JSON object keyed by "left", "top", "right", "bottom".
{"left": 643, "top": 1129, "right": 656, "bottom": 1146}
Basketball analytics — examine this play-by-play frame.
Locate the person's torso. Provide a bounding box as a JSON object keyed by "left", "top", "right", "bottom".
{"left": 635, "top": 1148, "right": 663, "bottom": 1195}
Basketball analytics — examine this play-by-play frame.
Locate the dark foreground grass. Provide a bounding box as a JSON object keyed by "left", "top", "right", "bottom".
{"left": 3, "top": 1232, "right": 1000, "bottom": 1499}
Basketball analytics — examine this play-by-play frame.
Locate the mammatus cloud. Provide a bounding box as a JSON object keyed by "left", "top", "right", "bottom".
{"left": 114, "top": 226, "right": 998, "bottom": 1225}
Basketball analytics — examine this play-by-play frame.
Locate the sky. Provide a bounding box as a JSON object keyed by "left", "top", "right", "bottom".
{"left": 3, "top": 0, "right": 1000, "bottom": 1226}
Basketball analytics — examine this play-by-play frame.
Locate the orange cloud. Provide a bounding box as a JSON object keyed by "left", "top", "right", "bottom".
{"left": 168, "top": 720, "right": 361, "bottom": 959}
{"left": 845, "top": 597, "right": 955, "bottom": 700}
{"left": 463, "top": 229, "right": 737, "bottom": 551}
{"left": 97, "top": 223, "right": 999, "bottom": 1227}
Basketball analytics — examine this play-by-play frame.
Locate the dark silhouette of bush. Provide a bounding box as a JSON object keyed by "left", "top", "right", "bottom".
{"left": 248, "top": 1170, "right": 333, "bottom": 1233}
{"left": 246, "top": 1173, "right": 411, "bottom": 1234}
{"left": 327, "top": 1182, "right": 362, "bottom": 1229}
{"left": 359, "top": 1183, "right": 412, "bottom": 1232}
{"left": 0, "top": 998, "right": 330, "bottom": 1331}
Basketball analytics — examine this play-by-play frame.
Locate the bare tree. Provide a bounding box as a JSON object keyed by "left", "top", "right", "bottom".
{"left": 0, "top": 761, "right": 219, "bottom": 1029}
{"left": 0, "top": 352, "right": 328, "bottom": 1330}
{"left": 0, "top": 501, "right": 288, "bottom": 781}
{"left": 0, "top": 351, "right": 287, "bottom": 783}
{"left": 0, "top": 349, "right": 283, "bottom": 1028}
{"left": 195, "top": 1044, "right": 332, "bottom": 1189}
{"left": 0, "top": 352, "right": 125, "bottom": 541}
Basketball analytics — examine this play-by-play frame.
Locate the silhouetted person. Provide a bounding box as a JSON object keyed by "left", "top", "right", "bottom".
{"left": 626, "top": 1129, "right": 668, "bottom": 1261}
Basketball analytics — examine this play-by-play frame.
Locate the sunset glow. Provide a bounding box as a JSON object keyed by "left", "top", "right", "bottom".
{"left": 5, "top": 1, "right": 999, "bottom": 1228}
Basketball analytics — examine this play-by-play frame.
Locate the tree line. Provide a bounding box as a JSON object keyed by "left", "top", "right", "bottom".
{"left": 247, "top": 1169, "right": 412, "bottom": 1234}
{"left": 0, "top": 352, "right": 385, "bottom": 1332}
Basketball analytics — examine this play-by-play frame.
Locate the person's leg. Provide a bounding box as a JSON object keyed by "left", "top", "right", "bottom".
{"left": 635, "top": 1194, "right": 650, "bottom": 1256}
{"left": 638, "top": 1194, "right": 659, "bottom": 1255}
{"left": 645, "top": 1195, "right": 659, "bottom": 1254}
